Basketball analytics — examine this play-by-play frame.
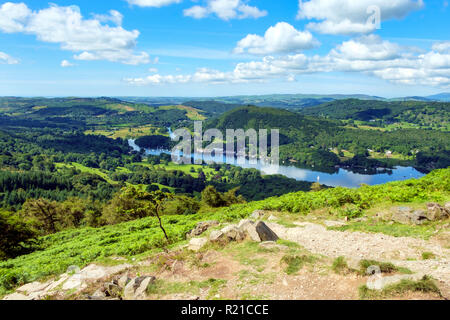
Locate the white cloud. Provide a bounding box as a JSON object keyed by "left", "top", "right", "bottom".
{"left": 234, "top": 22, "right": 319, "bottom": 55}
{"left": 0, "top": 51, "right": 19, "bottom": 64}
{"left": 330, "top": 35, "right": 401, "bottom": 61}
{"left": 61, "top": 60, "right": 75, "bottom": 67}
{"left": 125, "top": 36, "right": 450, "bottom": 89}
{"left": 0, "top": 2, "right": 31, "bottom": 33}
{"left": 148, "top": 67, "right": 158, "bottom": 73}
{"left": 93, "top": 10, "right": 123, "bottom": 26}
{"left": 297, "top": 0, "right": 424, "bottom": 35}
{"left": 432, "top": 41, "right": 450, "bottom": 53}
{"left": 0, "top": 3, "right": 149, "bottom": 65}
{"left": 126, "top": 0, "right": 182, "bottom": 7}
{"left": 184, "top": 0, "right": 267, "bottom": 20}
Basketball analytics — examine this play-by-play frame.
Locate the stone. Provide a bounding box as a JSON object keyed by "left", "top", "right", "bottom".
{"left": 16, "top": 281, "right": 49, "bottom": 294}
{"left": 187, "top": 221, "right": 219, "bottom": 238}
{"left": 209, "top": 230, "right": 225, "bottom": 243}
{"left": 3, "top": 293, "right": 32, "bottom": 300}
{"left": 118, "top": 274, "right": 131, "bottom": 288}
{"left": 238, "top": 219, "right": 261, "bottom": 242}
{"left": 410, "top": 210, "right": 428, "bottom": 225}
{"left": 221, "top": 225, "right": 245, "bottom": 242}
{"left": 134, "top": 276, "right": 155, "bottom": 299}
{"left": 267, "top": 215, "right": 278, "bottom": 221}
{"left": 123, "top": 276, "right": 155, "bottom": 300}
{"left": 427, "top": 203, "right": 450, "bottom": 221}
{"left": 255, "top": 221, "right": 279, "bottom": 242}
{"left": 366, "top": 273, "right": 424, "bottom": 290}
{"left": 188, "top": 237, "right": 208, "bottom": 251}
{"left": 92, "top": 288, "right": 106, "bottom": 298}
{"left": 105, "top": 282, "right": 122, "bottom": 298}
{"left": 251, "top": 210, "right": 266, "bottom": 220}
{"left": 391, "top": 207, "right": 429, "bottom": 225}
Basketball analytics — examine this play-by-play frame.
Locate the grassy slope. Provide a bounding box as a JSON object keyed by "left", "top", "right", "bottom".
{"left": 1, "top": 168, "right": 449, "bottom": 294}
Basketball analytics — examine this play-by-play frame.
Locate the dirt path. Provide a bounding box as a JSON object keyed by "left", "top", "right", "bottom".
{"left": 267, "top": 221, "right": 450, "bottom": 293}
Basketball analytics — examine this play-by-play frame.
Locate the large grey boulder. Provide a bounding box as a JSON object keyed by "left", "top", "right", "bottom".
{"left": 391, "top": 207, "right": 428, "bottom": 225}
{"left": 255, "top": 221, "right": 279, "bottom": 242}
{"left": 238, "top": 219, "right": 261, "bottom": 242}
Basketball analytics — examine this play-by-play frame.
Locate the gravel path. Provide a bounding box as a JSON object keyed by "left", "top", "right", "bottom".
{"left": 267, "top": 222, "right": 450, "bottom": 287}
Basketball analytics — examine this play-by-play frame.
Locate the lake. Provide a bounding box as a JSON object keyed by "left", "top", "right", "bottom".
{"left": 128, "top": 139, "right": 425, "bottom": 188}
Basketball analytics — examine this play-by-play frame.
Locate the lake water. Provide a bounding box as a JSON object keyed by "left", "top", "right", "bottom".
{"left": 128, "top": 139, "right": 425, "bottom": 188}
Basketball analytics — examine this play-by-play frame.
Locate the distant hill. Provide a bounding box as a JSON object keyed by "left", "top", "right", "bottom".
{"left": 182, "top": 100, "right": 243, "bottom": 117}
{"left": 426, "top": 93, "right": 450, "bottom": 102}
{"left": 300, "top": 99, "right": 450, "bottom": 129}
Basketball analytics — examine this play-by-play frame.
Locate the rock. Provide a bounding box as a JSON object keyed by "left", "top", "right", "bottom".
{"left": 392, "top": 207, "right": 429, "bottom": 225}
{"left": 238, "top": 220, "right": 261, "bottom": 242}
{"left": 16, "top": 281, "right": 49, "bottom": 294}
{"left": 188, "top": 237, "right": 208, "bottom": 251}
{"left": 445, "top": 202, "right": 450, "bottom": 211}
{"left": 187, "top": 221, "right": 219, "bottom": 238}
{"left": 3, "top": 293, "right": 33, "bottom": 301}
{"left": 255, "top": 221, "right": 279, "bottom": 242}
{"left": 410, "top": 210, "right": 428, "bottom": 225}
{"left": 267, "top": 215, "right": 278, "bottom": 221}
{"left": 123, "top": 276, "right": 155, "bottom": 300}
{"left": 221, "top": 225, "right": 245, "bottom": 242}
{"left": 427, "top": 203, "right": 450, "bottom": 221}
{"left": 118, "top": 274, "right": 131, "bottom": 288}
{"left": 251, "top": 210, "right": 266, "bottom": 220}
{"left": 105, "top": 282, "right": 122, "bottom": 298}
{"left": 134, "top": 277, "right": 155, "bottom": 299}
{"left": 366, "top": 273, "right": 424, "bottom": 290}
{"left": 209, "top": 230, "right": 225, "bottom": 243}
{"left": 209, "top": 225, "right": 245, "bottom": 244}
{"left": 92, "top": 288, "right": 106, "bottom": 298}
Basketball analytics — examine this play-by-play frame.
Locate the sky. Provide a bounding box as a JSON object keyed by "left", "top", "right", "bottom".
{"left": 0, "top": 0, "right": 449, "bottom": 97}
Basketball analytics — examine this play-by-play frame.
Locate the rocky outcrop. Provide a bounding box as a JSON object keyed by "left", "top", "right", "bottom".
{"left": 2, "top": 263, "right": 132, "bottom": 301}
{"left": 390, "top": 204, "right": 449, "bottom": 225}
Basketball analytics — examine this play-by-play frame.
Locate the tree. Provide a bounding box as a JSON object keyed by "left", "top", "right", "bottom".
{"left": 20, "top": 199, "right": 60, "bottom": 235}
{"left": 201, "top": 186, "right": 225, "bottom": 208}
{"left": 0, "top": 211, "right": 37, "bottom": 260}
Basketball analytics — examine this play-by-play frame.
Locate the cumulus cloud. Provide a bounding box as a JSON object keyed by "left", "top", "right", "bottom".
{"left": 125, "top": 35, "right": 450, "bottom": 89}
{"left": 184, "top": 0, "right": 267, "bottom": 20}
{"left": 234, "top": 22, "right": 319, "bottom": 55}
{"left": 0, "top": 51, "right": 19, "bottom": 64}
{"left": 126, "top": 0, "right": 182, "bottom": 7}
{"left": 0, "top": 2, "right": 150, "bottom": 65}
{"left": 432, "top": 41, "right": 450, "bottom": 53}
{"left": 61, "top": 60, "right": 75, "bottom": 67}
{"left": 297, "top": 0, "right": 424, "bottom": 35}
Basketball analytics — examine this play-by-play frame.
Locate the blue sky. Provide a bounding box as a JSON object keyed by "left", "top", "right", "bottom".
{"left": 0, "top": 0, "right": 449, "bottom": 97}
